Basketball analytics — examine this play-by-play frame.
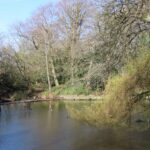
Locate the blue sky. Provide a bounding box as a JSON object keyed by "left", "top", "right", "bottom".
{"left": 0, "top": 0, "right": 58, "bottom": 33}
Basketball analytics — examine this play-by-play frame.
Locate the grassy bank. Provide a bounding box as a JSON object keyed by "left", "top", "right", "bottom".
{"left": 51, "top": 84, "right": 92, "bottom": 95}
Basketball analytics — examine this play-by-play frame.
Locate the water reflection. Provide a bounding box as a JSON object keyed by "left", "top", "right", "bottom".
{"left": 0, "top": 102, "right": 150, "bottom": 150}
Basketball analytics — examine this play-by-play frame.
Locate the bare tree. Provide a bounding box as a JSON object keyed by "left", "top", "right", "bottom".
{"left": 57, "top": 0, "right": 89, "bottom": 85}
{"left": 13, "top": 4, "right": 61, "bottom": 90}
{"left": 33, "top": 4, "right": 59, "bottom": 87}
{"left": 90, "top": 0, "right": 150, "bottom": 83}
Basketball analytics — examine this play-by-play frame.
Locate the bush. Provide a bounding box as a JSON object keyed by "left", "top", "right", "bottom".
{"left": 67, "top": 47, "right": 150, "bottom": 126}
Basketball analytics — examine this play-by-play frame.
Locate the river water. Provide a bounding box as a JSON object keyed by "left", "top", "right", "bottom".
{"left": 0, "top": 102, "right": 150, "bottom": 150}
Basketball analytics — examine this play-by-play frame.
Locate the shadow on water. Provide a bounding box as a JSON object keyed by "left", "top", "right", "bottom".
{"left": 0, "top": 102, "right": 150, "bottom": 150}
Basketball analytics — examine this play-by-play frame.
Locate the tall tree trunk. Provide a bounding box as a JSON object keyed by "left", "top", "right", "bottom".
{"left": 70, "top": 42, "right": 75, "bottom": 86}
{"left": 44, "top": 47, "right": 51, "bottom": 92}
{"left": 49, "top": 55, "right": 59, "bottom": 87}
{"left": 48, "top": 43, "right": 59, "bottom": 87}
{"left": 86, "top": 60, "right": 93, "bottom": 86}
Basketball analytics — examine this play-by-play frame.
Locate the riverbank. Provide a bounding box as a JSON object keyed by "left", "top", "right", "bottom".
{"left": 0, "top": 95, "right": 103, "bottom": 105}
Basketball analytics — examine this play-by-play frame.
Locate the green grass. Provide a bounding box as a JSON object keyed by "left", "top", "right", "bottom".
{"left": 51, "top": 83, "right": 91, "bottom": 95}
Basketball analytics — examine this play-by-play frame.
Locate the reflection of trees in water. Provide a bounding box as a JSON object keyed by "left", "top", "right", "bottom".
{"left": 21, "top": 103, "right": 32, "bottom": 119}
{"left": 69, "top": 128, "right": 137, "bottom": 150}
{"left": 0, "top": 104, "right": 13, "bottom": 123}
{"left": 0, "top": 103, "right": 33, "bottom": 122}
{"left": 48, "top": 101, "right": 52, "bottom": 112}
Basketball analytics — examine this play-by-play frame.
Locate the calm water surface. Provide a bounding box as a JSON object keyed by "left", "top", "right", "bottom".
{"left": 0, "top": 102, "right": 150, "bottom": 150}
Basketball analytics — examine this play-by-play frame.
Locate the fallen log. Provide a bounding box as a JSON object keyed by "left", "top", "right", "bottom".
{"left": 58, "top": 95, "right": 103, "bottom": 100}
{"left": 0, "top": 95, "right": 103, "bottom": 105}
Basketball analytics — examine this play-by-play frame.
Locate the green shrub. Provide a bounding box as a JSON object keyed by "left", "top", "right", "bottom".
{"left": 67, "top": 47, "right": 150, "bottom": 126}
